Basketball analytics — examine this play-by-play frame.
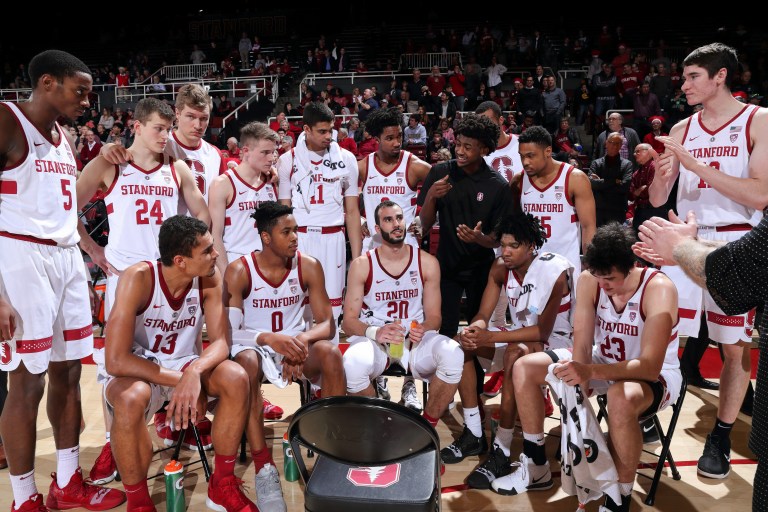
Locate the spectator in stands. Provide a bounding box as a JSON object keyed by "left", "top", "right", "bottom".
{"left": 320, "top": 49, "right": 336, "bottom": 73}
{"left": 551, "top": 117, "right": 583, "bottom": 162}
{"left": 251, "top": 35, "right": 262, "bottom": 54}
{"left": 116, "top": 66, "right": 130, "bottom": 100}
{"left": 632, "top": 82, "right": 662, "bottom": 140}
{"left": 588, "top": 132, "right": 633, "bottom": 226}
{"left": 337, "top": 127, "right": 357, "bottom": 156}
{"left": 439, "top": 118, "right": 455, "bottom": 146}
{"left": 629, "top": 143, "right": 664, "bottom": 236}
{"left": 404, "top": 114, "right": 428, "bottom": 146}
{"left": 487, "top": 88, "right": 504, "bottom": 110}
{"left": 587, "top": 50, "right": 604, "bottom": 80}
{"left": 406, "top": 68, "right": 426, "bottom": 114}
{"left": 416, "top": 105, "right": 433, "bottom": 135}
{"left": 337, "top": 47, "right": 350, "bottom": 72}
{"left": 532, "top": 64, "right": 546, "bottom": 90}
{"left": 448, "top": 64, "right": 466, "bottom": 111}
{"left": 98, "top": 107, "right": 115, "bottom": 131}
{"left": 276, "top": 128, "right": 293, "bottom": 155}
{"left": 357, "top": 125, "right": 378, "bottom": 160}
{"left": 238, "top": 32, "right": 252, "bottom": 68}
{"left": 269, "top": 112, "right": 287, "bottom": 132}
{"left": 190, "top": 44, "right": 206, "bottom": 64}
{"left": 435, "top": 147, "right": 452, "bottom": 162}
{"left": 95, "top": 123, "right": 109, "bottom": 144}
{"left": 611, "top": 43, "right": 631, "bottom": 75}
{"left": 541, "top": 74, "right": 566, "bottom": 133}
{"left": 669, "top": 61, "right": 682, "bottom": 91}
{"left": 427, "top": 65, "right": 446, "bottom": 107}
{"left": 347, "top": 117, "right": 361, "bottom": 142}
{"left": 514, "top": 112, "right": 536, "bottom": 134}
{"left": 593, "top": 112, "right": 640, "bottom": 166}
{"left": 592, "top": 62, "right": 618, "bottom": 122}
{"left": 485, "top": 55, "right": 507, "bottom": 95}
{"left": 226, "top": 137, "right": 241, "bottom": 160}
{"left": 573, "top": 81, "right": 593, "bottom": 127}
{"left": 283, "top": 101, "right": 300, "bottom": 117}
{"left": 356, "top": 88, "right": 379, "bottom": 122}
{"left": 78, "top": 129, "right": 102, "bottom": 167}
{"left": 434, "top": 91, "right": 457, "bottom": 129}
{"left": 355, "top": 60, "right": 368, "bottom": 73}
{"left": 643, "top": 116, "right": 667, "bottom": 154}
{"left": 618, "top": 62, "right": 640, "bottom": 109}
{"left": 517, "top": 76, "right": 543, "bottom": 124}
{"left": 303, "top": 49, "right": 318, "bottom": 73}
{"left": 427, "top": 130, "right": 450, "bottom": 163}
{"left": 106, "top": 124, "right": 126, "bottom": 146}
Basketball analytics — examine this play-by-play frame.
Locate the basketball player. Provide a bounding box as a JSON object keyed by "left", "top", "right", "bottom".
{"left": 76, "top": 98, "right": 211, "bottom": 484}
{"left": 491, "top": 224, "right": 680, "bottom": 512}
{"left": 224, "top": 202, "right": 345, "bottom": 511}
{"left": 476, "top": 100, "right": 523, "bottom": 183}
{"left": 647, "top": 42, "right": 768, "bottom": 479}
{"left": 445, "top": 213, "right": 573, "bottom": 490}
{"left": 0, "top": 50, "right": 125, "bottom": 511}
{"left": 209, "top": 122, "right": 279, "bottom": 275}
{"left": 105, "top": 215, "right": 256, "bottom": 512}
{"left": 277, "top": 102, "right": 363, "bottom": 344}
{"left": 342, "top": 201, "right": 463, "bottom": 425}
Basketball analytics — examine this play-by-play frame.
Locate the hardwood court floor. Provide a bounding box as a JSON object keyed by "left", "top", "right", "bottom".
{"left": 0, "top": 364, "right": 755, "bottom": 511}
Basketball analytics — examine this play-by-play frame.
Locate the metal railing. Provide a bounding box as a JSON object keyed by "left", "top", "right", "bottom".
{"left": 221, "top": 75, "right": 279, "bottom": 128}
{"left": 399, "top": 53, "right": 463, "bottom": 71}
{"left": 162, "top": 63, "right": 219, "bottom": 81}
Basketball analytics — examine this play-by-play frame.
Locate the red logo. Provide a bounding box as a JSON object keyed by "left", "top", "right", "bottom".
{"left": 346, "top": 464, "right": 401, "bottom": 488}
{"left": 0, "top": 341, "right": 11, "bottom": 365}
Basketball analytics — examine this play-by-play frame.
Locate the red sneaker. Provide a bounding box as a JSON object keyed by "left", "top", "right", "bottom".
{"left": 262, "top": 393, "right": 284, "bottom": 420}
{"left": 155, "top": 412, "right": 213, "bottom": 450}
{"left": 88, "top": 442, "right": 118, "bottom": 484}
{"left": 544, "top": 387, "right": 555, "bottom": 417}
{"left": 46, "top": 467, "right": 126, "bottom": 511}
{"left": 11, "top": 493, "right": 47, "bottom": 512}
{"left": 482, "top": 371, "right": 504, "bottom": 397}
{"left": 206, "top": 474, "right": 258, "bottom": 512}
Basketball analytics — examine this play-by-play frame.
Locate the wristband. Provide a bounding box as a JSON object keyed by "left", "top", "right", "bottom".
{"left": 365, "top": 325, "right": 379, "bottom": 342}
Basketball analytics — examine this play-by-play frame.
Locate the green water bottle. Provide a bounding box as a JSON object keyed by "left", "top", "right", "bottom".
{"left": 164, "top": 460, "right": 185, "bottom": 512}
{"left": 283, "top": 432, "right": 299, "bottom": 482}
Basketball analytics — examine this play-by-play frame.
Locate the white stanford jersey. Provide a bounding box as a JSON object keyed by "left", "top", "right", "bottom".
{"left": 103, "top": 156, "right": 180, "bottom": 271}
{"left": 0, "top": 102, "right": 80, "bottom": 246}
{"left": 133, "top": 261, "right": 202, "bottom": 362}
{"left": 484, "top": 133, "right": 522, "bottom": 183}
{"left": 361, "top": 246, "right": 424, "bottom": 327}
{"left": 593, "top": 268, "right": 679, "bottom": 372}
{"left": 165, "top": 131, "right": 225, "bottom": 202}
{"left": 520, "top": 163, "right": 581, "bottom": 273}
{"left": 505, "top": 252, "right": 572, "bottom": 349}
{"left": 678, "top": 104, "right": 761, "bottom": 227}
{"left": 221, "top": 169, "right": 278, "bottom": 258}
{"left": 362, "top": 150, "right": 419, "bottom": 245}
{"left": 242, "top": 251, "right": 308, "bottom": 336}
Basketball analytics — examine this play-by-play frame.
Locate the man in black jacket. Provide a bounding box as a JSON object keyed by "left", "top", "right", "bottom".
{"left": 588, "top": 132, "right": 633, "bottom": 226}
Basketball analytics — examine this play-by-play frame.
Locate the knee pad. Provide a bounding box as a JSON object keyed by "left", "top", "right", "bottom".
{"left": 434, "top": 336, "right": 464, "bottom": 385}
{"left": 342, "top": 341, "right": 379, "bottom": 393}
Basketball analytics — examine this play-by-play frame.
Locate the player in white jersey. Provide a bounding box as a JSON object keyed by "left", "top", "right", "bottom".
{"left": 647, "top": 42, "right": 768, "bottom": 479}
{"left": 104, "top": 215, "right": 257, "bottom": 512}
{"left": 76, "top": 98, "right": 211, "bottom": 484}
{"left": 210, "top": 122, "right": 279, "bottom": 274}
{"left": 224, "top": 201, "right": 344, "bottom": 512}
{"left": 358, "top": 107, "right": 431, "bottom": 251}
{"left": 492, "top": 224, "right": 680, "bottom": 512}
{"left": 477, "top": 101, "right": 523, "bottom": 184}
{"left": 0, "top": 50, "right": 126, "bottom": 511}
{"left": 443, "top": 213, "right": 573, "bottom": 490}
{"left": 342, "top": 201, "right": 463, "bottom": 427}
{"left": 277, "top": 102, "right": 362, "bottom": 343}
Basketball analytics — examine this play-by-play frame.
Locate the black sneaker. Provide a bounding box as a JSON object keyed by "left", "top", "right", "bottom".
{"left": 467, "top": 445, "right": 511, "bottom": 489}
{"left": 440, "top": 425, "right": 488, "bottom": 464}
{"left": 641, "top": 417, "right": 660, "bottom": 444}
{"left": 374, "top": 376, "right": 390, "bottom": 400}
{"left": 697, "top": 434, "right": 731, "bottom": 479}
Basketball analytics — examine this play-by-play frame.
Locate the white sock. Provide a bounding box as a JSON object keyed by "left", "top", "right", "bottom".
{"left": 464, "top": 407, "right": 483, "bottom": 437}
{"left": 523, "top": 431, "right": 546, "bottom": 446}
{"left": 619, "top": 481, "right": 634, "bottom": 496}
{"left": 493, "top": 427, "right": 514, "bottom": 456}
{"left": 56, "top": 445, "right": 80, "bottom": 488}
{"left": 11, "top": 469, "right": 37, "bottom": 508}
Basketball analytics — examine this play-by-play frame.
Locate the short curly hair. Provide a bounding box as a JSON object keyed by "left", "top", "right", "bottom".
{"left": 364, "top": 107, "right": 403, "bottom": 138}
{"left": 454, "top": 113, "right": 499, "bottom": 153}
{"left": 495, "top": 212, "right": 547, "bottom": 249}
{"left": 583, "top": 222, "right": 637, "bottom": 276}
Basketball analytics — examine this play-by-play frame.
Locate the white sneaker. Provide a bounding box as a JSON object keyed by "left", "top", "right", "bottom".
{"left": 255, "top": 464, "right": 287, "bottom": 512}
{"left": 490, "top": 453, "right": 552, "bottom": 495}
{"left": 400, "top": 380, "right": 423, "bottom": 413}
{"left": 374, "top": 375, "right": 390, "bottom": 400}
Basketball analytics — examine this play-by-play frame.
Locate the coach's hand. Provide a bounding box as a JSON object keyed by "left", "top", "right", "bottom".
{"left": 264, "top": 332, "right": 308, "bottom": 363}
{"left": 0, "top": 297, "right": 16, "bottom": 341}
{"left": 167, "top": 368, "right": 203, "bottom": 430}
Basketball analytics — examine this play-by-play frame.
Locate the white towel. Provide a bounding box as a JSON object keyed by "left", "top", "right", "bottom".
{"left": 545, "top": 364, "right": 621, "bottom": 507}
{"left": 231, "top": 329, "right": 289, "bottom": 388}
{"left": 519, "top": 252, "right": 574, "bottom": 317}
{"left": 292, "top": 132, "right": 349, "bottom": 209}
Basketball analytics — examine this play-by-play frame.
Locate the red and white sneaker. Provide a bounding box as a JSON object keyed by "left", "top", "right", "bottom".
{"left": 46, "top": 467, "right": 126, "bottom": 511}
{"left": 482, "top": 371, "right": 504, "bottom": 397}
{"left": 11, "top": 493, "right": 47, "bottom": 512}
{"left": 206, "top": 474, "right": 259, "bottom": 512}
{"left": 154, "top": 412, "right": 213, "bottom": 450}
{"left": 88, "top": 442, "right": 118, "bottom": 484}
{"left": 543, "top": 387, "right": 555, "bottom": 417}
{"left": 262, "top": 392, "right": 284, "bottom": 420}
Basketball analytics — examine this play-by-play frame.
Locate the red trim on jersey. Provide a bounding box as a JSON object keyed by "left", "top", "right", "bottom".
{"left": 310, "top": 158, "right": 323, "bottom": 166}
{"left": 639, "top": 270, "right": 661, "bottom": 321}
{"left": 609, "top": 267, "right": 648, "bottom": 314}
{"left": 16, "top": 336, "right": 53, "bottom": 353}
{"left": 297, "top": 252, "right": 308, "bottom": 292}
{"left": 0, "top": 180, "right": 17, "bottom": 194}
{"left": 696, "top": 104, "right": 750, "bottom": 136}
{"left": 511, "top": 269, "right": 523, "bottom": 285}
{"left": 746, "top": 308, "right": 757, "bottom": 338}
{"left": 158, "top": 261, "right": 192, "bottom": 310}
{"left": 224, "top": 217, "right": 232, "bottom": 226}
{"left": 496, "top": 132, "right": 512, "bottom": 151}
{"left": 172, "top": 130, "right": 202, "bottom": 151}
{"left": 253, "top": 251, "right": 292, "bottom": 288}
{"left": 746, "top": 105, "right": 759, "bottom": 155}
{"left": 0, "top": 231, "right": 56, "bottom": 246}
{"left": 716, "top": 223, "right": 752, "bottom": 232}
{"left": 242, "top": 255, "right": 252, "bottom": 300}
{"left": 563, "top": 165, "right": 575, "bottom": 207}
{"left": 213, "top": 145, "right": 227, "bottom": 175}
{"left": 0, "top": 103, "right": 29, "bottom": 172}
{"left": 364, "top": 252, "right": 373, "bottom": 295}
{"left": 679, "top": 308, "right": 696, "bottom": 319}
{"left": 63, "top": 324, "right": 93, "bottom": 341}
{"left": 707, "top": 311, "right": 745, "bottom": 327}
{"left": 198, "top": 275, "right": 205, "bottom": 315}
{"left": 289, "top": 149, "right": 295, "bottom": 179}
{"left": 681, "top": 115, "right": 693, "bottom": 142}
{"left": 232, "top": 168, "right": 269, "bottom": 193}
{"left": 132, "top": 157, "right": 164, "bottom": 175}
{"left": 417, "top": 248, "right": 424, "bottom": 286}
{"left": 17, "top": 103, "right": 64, "bottom": 148}
{"left": 169, "top": 157, "right": 180, "bottom": 189}
{"left": 330, "top": 297, "right": 343, "bottom": 307}
{"left": 61, "top": 124, "right": 78, "bottom": 162}
{"left": 529, "top": 162, "right": 565, "bottom": 193}
{"left": 102, "top": 165, "right": 121, "bottom": 199}
{"left": 404, "top": 153, "right": 418, "bottom": 191}
{"left": 570, "top": 214, "right": 578, "bottom": 223}
{"left": 558, "top": 301, "right": 571, "bottom": 314}
{"left": 297, "top": 226, "right": 344, "bottom": 234}
{"left": 373, "top": 150, "right": 405, "bottom": 178}
{"left": 106, "top": 203, "right": 114, "bottom": 215}
{"left": 224, "top": 172, "right": 237, "bottom": 209}
{"left": 137, "top": 261, "right": 156, "bottom": 315}
{"left": 375, "top": 245, "right": 414, "bottom": 280}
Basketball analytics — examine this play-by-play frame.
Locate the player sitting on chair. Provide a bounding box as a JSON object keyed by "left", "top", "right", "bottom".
{"left": 491, "top": 223, "right": 681, "bottom": 512}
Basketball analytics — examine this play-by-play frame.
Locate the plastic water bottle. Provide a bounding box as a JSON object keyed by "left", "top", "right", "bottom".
{"left": 164, "top": 460, "right": 185, "bottom": 512}
{"left": 283, "top": 432, "right": 299, "bottom": 482}
{"left": 387, "top": 318, "right": 405, "bottom": 359}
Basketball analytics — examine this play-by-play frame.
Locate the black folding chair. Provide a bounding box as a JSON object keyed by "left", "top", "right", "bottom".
{"left": 148, "top": 422, "right": 211, "bottom": 482}
{"left": 596, "top": 372, "right": 688, "bottom": 506}
{"left": 288, "top": 396, "right": 441, "bottom": 512}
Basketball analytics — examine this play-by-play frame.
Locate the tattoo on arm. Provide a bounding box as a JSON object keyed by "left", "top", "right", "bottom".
{"left": 672, "top": 238, "right": 725, "bottom": 288}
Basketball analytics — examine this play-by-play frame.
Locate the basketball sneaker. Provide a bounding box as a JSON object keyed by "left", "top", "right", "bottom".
{"left": 88, "top": 442, "right": 118, "bottom": 484}
{"left": 262, "top": 393, "right": 284, "bottom": 420}
{"left": 399, "top": 380, "right": 423, "bottom": 413}
{"left": 254, "top": 464, "right": 286, "bottom": 512}
{"left": 467, "top": 445, "right": 512, "bottom": 489}
{"left": 697, "top": 433, "right": 731, "bottom": 479}
{"left": 10, "top": 494, "right": 47, "bottom": 512}
{"left": 206, "top": 474, "right": 259, "bottom": 512}
{"left": 374, "top": 376, "right": 390, "bottom": 400}
{"left": 482, "top": 371, "right": 504, "bottom": 397}
{"left": 46, "top": 467, "right": 126, "bottom": 510}
{"left": 155, "top": 412, "right": 213, "bottom": 450}
{"left": 490, "top": 453, "right": 552, "bottom": 496}
{"left": 440, "top": 425, "right": 488, "bottom": 464}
